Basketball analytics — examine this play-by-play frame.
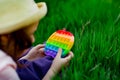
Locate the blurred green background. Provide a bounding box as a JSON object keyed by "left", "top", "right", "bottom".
{"left": 34, "top": 0, "right": 120, "bottom": 80}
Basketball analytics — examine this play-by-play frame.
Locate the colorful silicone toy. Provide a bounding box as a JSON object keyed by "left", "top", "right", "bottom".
{"left": 45, "top": 29, "right": 74, "bottom": 58}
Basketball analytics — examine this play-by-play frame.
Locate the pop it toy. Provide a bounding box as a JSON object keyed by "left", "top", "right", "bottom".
{"left": 45, "top": 29, "right": 74, "bottom": 58}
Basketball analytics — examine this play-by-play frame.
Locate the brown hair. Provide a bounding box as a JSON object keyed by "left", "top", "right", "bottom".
{"left": 0, "top": 28, "right": 32, "bottom": 61}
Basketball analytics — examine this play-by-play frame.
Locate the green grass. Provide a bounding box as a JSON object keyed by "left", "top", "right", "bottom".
{"left": 34, "top": 0, "right": 120, "bottom": 80}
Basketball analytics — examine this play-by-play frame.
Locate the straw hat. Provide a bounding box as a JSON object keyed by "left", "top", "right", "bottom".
{"left": 0, "top": 0, "right": 47, "bottom": 34}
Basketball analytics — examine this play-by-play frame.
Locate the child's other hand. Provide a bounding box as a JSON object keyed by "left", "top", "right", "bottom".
{"left": 50, "top": 48, "right": 74, "bottom": 73}
{"left": 43, "top": 48, "right": 74, "bottom": 80}
{"left": 20, "top": 44, "right": 45, "bottom": 61}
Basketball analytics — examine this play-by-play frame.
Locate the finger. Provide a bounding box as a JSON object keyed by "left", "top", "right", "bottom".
{"left": 68, "top": 51, "right": 74, "bottom": 58}
{"left": 39, "top": 48, "right": 46, "bottom": 56}
{"left": 56, "top": 48, "right": 62, "bottom": 58}
{"left": 63, "top": 53, "right": 72, "bottom": 63}
{"left": 38, "top": 48, "right": 45, "bottom": 53}
{"left": 39, "top": 48, "right": 45, "bottom": 51}
{"left": 35, "top": 44, "right": 45, "bottom": 49}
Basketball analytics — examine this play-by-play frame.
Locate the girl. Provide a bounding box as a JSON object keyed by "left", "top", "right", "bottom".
{"left": 0, "top": 0, "right": 74, "bottom": 80}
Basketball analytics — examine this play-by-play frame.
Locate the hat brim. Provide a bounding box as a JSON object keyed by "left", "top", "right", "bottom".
{"left": 0, "top": 2, "right": 47, "bottom": 34}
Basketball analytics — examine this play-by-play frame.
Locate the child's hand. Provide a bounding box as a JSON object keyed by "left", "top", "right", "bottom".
{"left": 20, "top": 44, "right": 45, "bottom": 61}
{"left": 50, "top": 48, "right": 74, "bottom": 73}
{"left": 43, "top": 48, "right": 74, "bottom": 80}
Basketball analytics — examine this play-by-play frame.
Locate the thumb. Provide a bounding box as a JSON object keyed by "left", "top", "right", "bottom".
{"left": 56, "top": 48, "right": 62, "bottom": 58}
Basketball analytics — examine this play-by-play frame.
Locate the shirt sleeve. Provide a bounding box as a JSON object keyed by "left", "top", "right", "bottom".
{"left": 0, "top": 66, "right": 20, "bottom": 80}
{"left": 0, "top": 50, "right": 20, "bottom": 80}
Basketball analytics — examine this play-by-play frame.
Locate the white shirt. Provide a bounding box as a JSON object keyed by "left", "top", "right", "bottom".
{"left": 0, "top": 50, "right": 20, "bottom": 80}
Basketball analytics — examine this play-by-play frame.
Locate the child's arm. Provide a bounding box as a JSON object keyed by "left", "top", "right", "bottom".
{"left": 0, "top": 50, "right": 20, "bottom": 80}
{"left": 0, "top": 66, "right": 20, "bottom": 80}
{"left": 42, "top": 48, "right": 74, "bottom": 80}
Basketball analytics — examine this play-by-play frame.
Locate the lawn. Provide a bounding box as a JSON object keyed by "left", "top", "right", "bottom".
{"left": 34, "top": 0, "right": 120, "bottom": 80}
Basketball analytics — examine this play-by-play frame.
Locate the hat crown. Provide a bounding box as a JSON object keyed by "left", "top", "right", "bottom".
{"left": 0, "top": 0, "right": 39, "bottom": 23}
{"left": 0, "top": 0, "right": 47, "bottom": 34}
